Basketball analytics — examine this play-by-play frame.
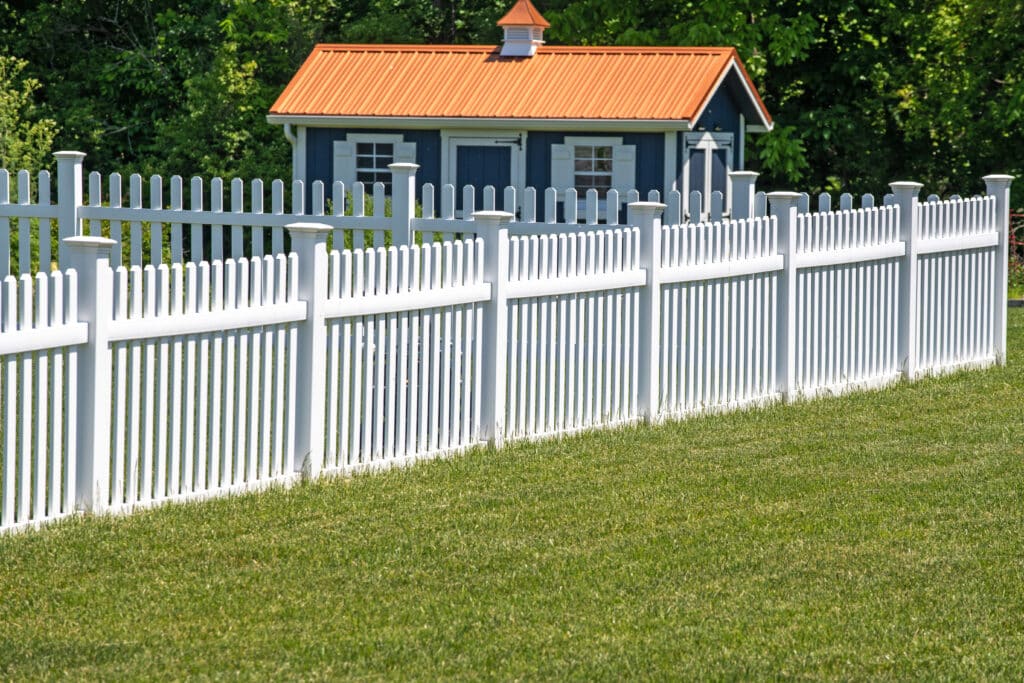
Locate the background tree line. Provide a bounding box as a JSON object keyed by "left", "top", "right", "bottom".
{"left": 1, "top": 0, "right": 1022, "bottom": 206}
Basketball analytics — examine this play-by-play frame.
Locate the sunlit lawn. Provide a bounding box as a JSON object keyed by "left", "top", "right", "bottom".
{"left": 1, "top": 310, "right": 1022, "bottom": 680}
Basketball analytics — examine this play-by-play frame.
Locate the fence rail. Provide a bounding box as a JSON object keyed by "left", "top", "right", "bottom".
{"left": 0, "top": 166, "right": 1014, "bottom": 534}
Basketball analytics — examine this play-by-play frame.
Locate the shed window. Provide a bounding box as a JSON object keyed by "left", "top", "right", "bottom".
{"left": 573, "top": 145, "right": 614, "bottom": 198}
{"left": 332, "top": 135, "right": 417, "bottom": 193}
{"left": 551, "top": 137, "right": 636, "bottom": 207}
{"left": 356, "top": 142, "right": 395, "bottom": 194}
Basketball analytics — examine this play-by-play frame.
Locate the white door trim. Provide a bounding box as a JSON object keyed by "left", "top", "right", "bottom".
{"left": 441, "top": 130, "right": 527, "bottom": 211}
{"left": 682, "top": 132, "right": 734, "bottom": 215}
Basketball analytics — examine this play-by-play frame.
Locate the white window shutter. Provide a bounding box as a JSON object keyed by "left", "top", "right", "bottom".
{"left": 611, "top": 144, "right": 636, "bottom": 194}
{"left": 550, "top": 143, "right": 573, "bottom": 197}
{"left": 395, "top": 141, "right": 417, "bottom": 164}
{"left": 333, "top": 141, "right": 356, "bottom": 187}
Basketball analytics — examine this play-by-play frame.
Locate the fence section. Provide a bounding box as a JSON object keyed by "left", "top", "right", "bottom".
{"left": 659, "top": 215, "right": 780, "bottom": 414}
{"left": 0, "top": 174, "right": 1014, "bottom": 535}
{"left": 791, "top": 205, "right": 903, "bottom": 396}
{"left": 504, "top": 229, "right": 643, "bottom": 438}
{"left": 4, "top": 152, "right": 1014, "bottom": 282}
{"left": 322, "top": 239, "right": 489, "bottom": 471}
{"left": 915, "top": 194, "right": 1001, "bottom": 374}
{"left": 0, "top": 169, "right": 60, "bottom": 277}
{"left": 80, "top": 172, "right": 397, "bottom": 267}
{"left": 0, "top": 270, "right": 85, "bottom": 532}
{"left": 103, "top": 255, "right": 304, "bottom": 511}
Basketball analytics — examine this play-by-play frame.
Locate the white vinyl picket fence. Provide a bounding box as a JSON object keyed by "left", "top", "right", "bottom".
{"left": 0, "top": 172, "right": 1014, "bottom": 534}
{"left": 2, "top": 151, "right": 959, "bottom": 278}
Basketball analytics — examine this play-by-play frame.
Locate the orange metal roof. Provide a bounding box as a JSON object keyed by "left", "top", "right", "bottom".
{"left": 270, "top": 44, "right": 772, "bottom": 125}
{"left": 497, "top": 0, "right": 550, "bottom": 28}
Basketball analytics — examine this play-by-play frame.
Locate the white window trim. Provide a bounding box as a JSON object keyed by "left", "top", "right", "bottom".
{"left": 738, "top": 114, "right": 746, "bottom": 170}
{"left": 682, "top": 132, "right": 733, "bottom": 216}
{"left": 333, "top": 133, "right": 415, "bottom": 190}
{"left": 554, "top": 136, "right": 635, "bottom": 212}
{"left": 295, "top": 126, "right": 307, "bottom": 186}
{"left": 564, "top": 135, "right": 624, "bottom": 147}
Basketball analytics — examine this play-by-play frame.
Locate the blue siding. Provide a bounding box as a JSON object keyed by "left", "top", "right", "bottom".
{"left": 525, "top": 131, "right": 560, "bottom": 191}
{"left": 624, "top": 133, "right": 664, "bottom": 196}
{"left": 677, "top": 82, "right": 744, "bottom": 183}
{"left": 695, "top": 86, "right": 742, "bottom": 141}
{"left": 525, "top": 131, "right": 663, "bottom": 195}
{"left": 304, "top": 128, "right": 442, "bottom": 201}
{"left": 304, "top": 127, "right": 665, "bottom": 202}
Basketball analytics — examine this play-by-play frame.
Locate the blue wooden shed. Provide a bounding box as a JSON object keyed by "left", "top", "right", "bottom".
{"left": 268, "top": 0, "right": 773, "bottom": 217}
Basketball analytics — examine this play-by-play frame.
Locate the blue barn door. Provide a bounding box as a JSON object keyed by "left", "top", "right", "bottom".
{"left": 456, "top": 145, "right": 512, "bottom": 214}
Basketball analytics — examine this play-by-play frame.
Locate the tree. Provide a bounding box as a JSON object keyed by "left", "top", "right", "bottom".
{"left": 0, "top": 55, "right": 58, "bottom": 171}
{"left": 1, "top": 0, "right": 1019, "bottom": 205}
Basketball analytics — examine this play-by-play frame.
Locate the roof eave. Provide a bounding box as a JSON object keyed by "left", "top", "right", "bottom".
{"left": 266, "top": 114, "right": 694, "bottom": 132}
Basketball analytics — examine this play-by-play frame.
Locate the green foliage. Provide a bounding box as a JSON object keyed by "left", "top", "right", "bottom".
{"left": 1010, "top": 215, "right": 1024, "bottom": 298}
{"left": 753, "top": 125, "right": 809, "bottom": 185}
{"left": 0, "top": 55, "right": 58, "bottom": 172}
{"left": 0, "top": 0, "right": 1020, "bottom": 205}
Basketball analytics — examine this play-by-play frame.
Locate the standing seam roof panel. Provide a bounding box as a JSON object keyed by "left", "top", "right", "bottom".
{"left": 270, "top": 45, "right": 771, "bottom": 123}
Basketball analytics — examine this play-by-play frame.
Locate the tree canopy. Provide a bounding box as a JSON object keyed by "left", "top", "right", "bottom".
{"left": 0, "top": 55, "right": 58, "bottom": 171}
{"left": 1, "top": 0, "right": 1021, "bottom": 205}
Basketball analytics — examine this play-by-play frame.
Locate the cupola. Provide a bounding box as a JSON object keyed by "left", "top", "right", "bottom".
{"left": 497, "top": 0, "right": 550, "bottom": 57}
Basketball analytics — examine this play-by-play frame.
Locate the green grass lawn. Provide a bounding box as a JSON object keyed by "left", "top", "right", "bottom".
{"left": 2, "top": 311, "right": 1023, "bottom": 680}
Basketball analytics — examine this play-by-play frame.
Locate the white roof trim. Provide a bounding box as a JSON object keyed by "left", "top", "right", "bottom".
{"left": 691, "top": 59, "right": 773, "bottom": 131}
{"left": 267, "top": 114, "right": 693, "bottom": 133}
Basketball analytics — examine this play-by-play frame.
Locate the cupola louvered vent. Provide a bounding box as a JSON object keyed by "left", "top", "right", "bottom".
{"left": 497, "top": 0, "right": 549, "bottom": 57}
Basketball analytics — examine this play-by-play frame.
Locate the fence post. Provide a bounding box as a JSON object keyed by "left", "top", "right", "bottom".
{"left": 983, "top": 174, "right": 1014, "bottom": 364}
{"left": 287, "top": 222, "right": 332, "bottom": 478}
{"left": 474, "top": 210, "right": 513, "bottom": 447}
{"left": 63, "top": 235, "right": 117, "bottom": 512}
{"left": 768, "top": 192, "right": 801, "bottom": 401}
{"left": 389, "top": 163, "right": 419, "bottom": 248}
{"left": 629, "top": 200, "right": 667, "bottom": 421}
{"left": 890, "top": 181, "right": 923, "bottom": 379}
{"left": 55, "top": 151, "right": 86, "bottom": 268}
{"left": 729, "top": 171, "right": 758, "bottom": 220}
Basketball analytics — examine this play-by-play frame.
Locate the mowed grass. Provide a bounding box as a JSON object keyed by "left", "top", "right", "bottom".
{"left": 2, "top": 312, "right": 1023, "bottom": 680}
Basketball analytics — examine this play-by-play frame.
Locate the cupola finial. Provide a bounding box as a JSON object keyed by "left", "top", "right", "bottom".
{"left": 497, "top": 0, "right": 549, "bottom": 57}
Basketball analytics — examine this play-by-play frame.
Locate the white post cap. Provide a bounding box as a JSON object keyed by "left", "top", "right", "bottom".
{"left": 286, "top": 221, "right": 333, "bottom": 234}
{"left": 472, "top": 210, "right": 515, "bottom": 225}
{"left": 62, "top": 235, "right": 117, "bottom": 250}
{"left": 53, "top": 151, "right": 87, "bottom": 161}
{"left": 766, "top": 191, "right": 802, "bottom": 210}
{"left": 387, "top": 163, "right": 420, "bottom": 173}
{"left": 889, "top": 181, "right": 924, "bottom": 193}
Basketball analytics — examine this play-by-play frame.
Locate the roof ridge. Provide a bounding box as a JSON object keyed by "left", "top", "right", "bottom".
{"left": 313, "top": 43, "right": 736, "bottom": 55}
